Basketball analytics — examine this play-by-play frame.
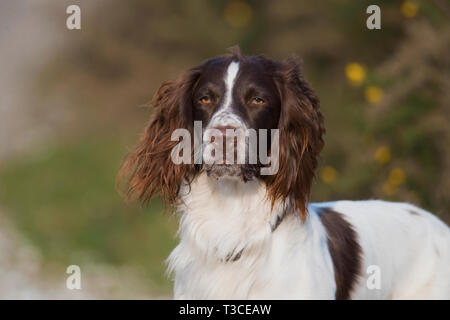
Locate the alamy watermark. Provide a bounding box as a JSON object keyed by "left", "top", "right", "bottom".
{"left": 366, "top": 5, "right": 381, "bottom": 30}
{"left": 366, "top": 265, "right": 381, "bottom": 290}
{"left": 66, "top": 5, "right": 81, "bottom": 30}
{"left": 170, "top": 121, "right": 280, "bottom": 175}
{"left": 66, "top": 265, "right": 82, "bottom": 290}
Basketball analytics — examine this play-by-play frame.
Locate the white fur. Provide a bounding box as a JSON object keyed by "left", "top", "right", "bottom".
{"left": 221, "top": 61, "right": 239, "bottom": 113}
{"left": 167, "top": 174, "right": 450, "bottom": 299}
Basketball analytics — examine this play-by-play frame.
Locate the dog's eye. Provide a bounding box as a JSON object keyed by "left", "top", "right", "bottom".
{"left": 199, "top": 96, "right": 211, "bottom": 104}
{"left": 251, "top": 97, "right": 265, "bottom": 105}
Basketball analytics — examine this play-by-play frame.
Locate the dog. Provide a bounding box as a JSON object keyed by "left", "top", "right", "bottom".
{"left": 119, "top": 47, "right": 450, "bottom": 299}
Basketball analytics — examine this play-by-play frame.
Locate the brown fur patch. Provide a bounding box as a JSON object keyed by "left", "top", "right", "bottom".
{"left": 117, "top": 67, "right": 201, "bottom": 207}
{"left": 318, "top": 207, "right": 362, "bottom": 300}
{"left": 224, "top": 248, "right": 244, "bottom": 262}
{"left": 271, "top": 211, "right": 287, "bottom": 232}
{"left": 263, "top": 58, "right": 325, "bottom": 221}
{"left": 408, "top": 209, "right": 420, "bottom": 216}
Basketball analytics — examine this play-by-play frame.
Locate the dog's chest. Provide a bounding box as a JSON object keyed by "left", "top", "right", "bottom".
{"left": 167, "top": 175, "right": 336, "bottom": 299}
{"left": 171, "top": 245, "right": 264, "bottom": 299}
{"left": 167, "top": 176, "right": 275, "bottom": 298}
{"left": 169, "top": 214, "right": 335, "bottom": 299}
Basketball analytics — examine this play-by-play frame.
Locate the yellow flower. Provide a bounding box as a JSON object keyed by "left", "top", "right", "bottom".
{"left": 375, "top": 146, "right": 391, "bottom": 164}
{"left": 382, "top": 182, "right": 398, "bottom": 196}
{"left": 345, "top": 63, "right": 366, "bottom": 86}
{"left": 223, "top": 0, "right": 253, "bottom": 28}
{"left": 401, "top": 1, "right": 419, "bottom": 18}
{"left": 320, "top": 166, "right": 338, "bottom": 184}
{"left": 389, "top": 168, "right": 406, "bottom": 185}
{"left": 365, "top": 86, "right": 383, "bottom": 104}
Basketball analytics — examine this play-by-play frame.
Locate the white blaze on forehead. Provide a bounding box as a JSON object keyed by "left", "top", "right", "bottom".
{"left": 222, "top": 61, "right": 240, "bottom": 111}
{"left": 207, "top": 61, "right": 245, "bottom": 129}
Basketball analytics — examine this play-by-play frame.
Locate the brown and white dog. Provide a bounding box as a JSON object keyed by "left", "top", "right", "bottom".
{"left": 119, "top": 48, "right": 450, "bottom": 299}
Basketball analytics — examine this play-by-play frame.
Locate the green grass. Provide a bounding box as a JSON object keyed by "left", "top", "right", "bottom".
{"left": 0, "top": 135, "right": 178, "bottom": 294}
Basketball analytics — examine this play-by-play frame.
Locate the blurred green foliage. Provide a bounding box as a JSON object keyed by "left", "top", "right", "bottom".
{"left": 0, "top": 136, "right": 178, "bottom": 292}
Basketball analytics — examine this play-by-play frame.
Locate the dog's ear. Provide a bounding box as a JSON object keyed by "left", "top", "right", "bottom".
{"left": 266, "top": 58, "right": 325, "bottom": 221}
{"left": 118, "top": 67, "right": 201, "bottom": 207}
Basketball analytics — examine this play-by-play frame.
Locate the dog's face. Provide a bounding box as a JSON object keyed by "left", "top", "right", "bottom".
{"left": 119, "top": 48, "right": 325, "bottom": 220}
{"left": 191, "top": 56, "right": 282, "bottom": 179}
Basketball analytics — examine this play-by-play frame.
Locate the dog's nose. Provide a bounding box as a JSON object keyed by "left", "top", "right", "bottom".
{"left": 211, "top": 126, "right": 238, "bottom": 135}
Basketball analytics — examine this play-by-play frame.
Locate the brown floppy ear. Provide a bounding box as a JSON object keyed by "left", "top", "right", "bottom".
{"left": 118, "top": 67, "right": 201, "bottom": 207}
{"left": 266, "top": 59, "right": 325, "bottom": 221}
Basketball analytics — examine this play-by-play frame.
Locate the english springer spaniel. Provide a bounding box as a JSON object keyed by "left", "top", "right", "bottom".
{"left": 119, "top": 47, "right": 450, "bottom": 299}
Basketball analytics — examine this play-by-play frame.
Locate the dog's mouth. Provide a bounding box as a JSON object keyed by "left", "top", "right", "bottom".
{"left": 202, "top": 128, "right": 259, "bottom": 181}
{"left": 204, "top": 163, "right": 258, "bottom": 181}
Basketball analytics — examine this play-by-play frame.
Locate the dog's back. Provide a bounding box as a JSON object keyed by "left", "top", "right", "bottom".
{"left": 313, "top": 200, "right": 450, "bottom": 299}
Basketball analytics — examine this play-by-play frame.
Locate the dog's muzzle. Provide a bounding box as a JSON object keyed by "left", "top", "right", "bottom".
{"left": 202, "top": 126, "right": 257, "bottom": 181}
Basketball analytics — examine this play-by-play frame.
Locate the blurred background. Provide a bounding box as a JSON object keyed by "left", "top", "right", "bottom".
{"left": 0, "top": 0, "right": 449, "bottom": 298}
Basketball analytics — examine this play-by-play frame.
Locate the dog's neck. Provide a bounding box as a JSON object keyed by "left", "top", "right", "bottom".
{"left": 167, "top": 173, "right": 287, "bottom": 298}
{"left": 173, "top": 174, "right": 286, "bottom": 262}
{"left": 167, "top": 173, "right": 326, "bottom": 299}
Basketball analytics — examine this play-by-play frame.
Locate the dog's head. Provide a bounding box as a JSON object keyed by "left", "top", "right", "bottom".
{"left": 119, "top": 47, "right": 325, "bottom": 219}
